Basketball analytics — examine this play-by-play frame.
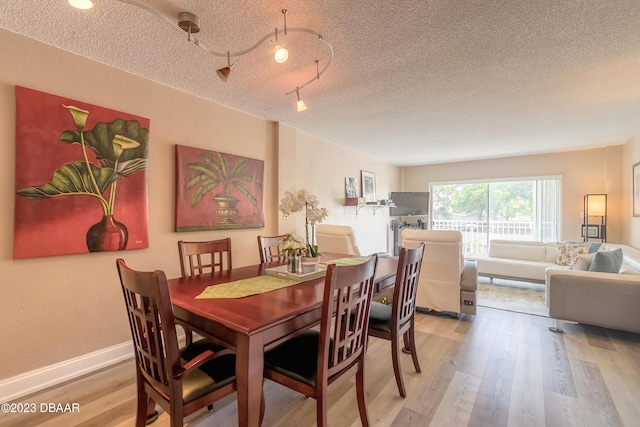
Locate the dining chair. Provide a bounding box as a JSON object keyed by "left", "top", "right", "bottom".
{"left": 367, "top": 243, "right": 425, "bottom": 398}
{"left": 115, "top": 259, "right": 262, "bottom": 427}
{"left": 178, "top": 238, "right": 232, "bottom": 277}
{"left": 263, "top": 255, "right": 379, "bottom": 427}
{"left": 257, "top": 234, "right": 288, "bottom": 263}
{"left": 177, "top": 238, "right": 233, "bottom": 345}
{"left": 315, "top": 224, "right": 361, "bottom": 255}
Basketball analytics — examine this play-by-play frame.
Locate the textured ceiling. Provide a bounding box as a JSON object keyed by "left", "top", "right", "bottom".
{"left": 2, "top": 0, "right": 640, "bottom": 166}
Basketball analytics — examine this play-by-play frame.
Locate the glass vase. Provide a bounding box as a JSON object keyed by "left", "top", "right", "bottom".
{"left": 288, "top": 253, "right": 299, "bottom": 273}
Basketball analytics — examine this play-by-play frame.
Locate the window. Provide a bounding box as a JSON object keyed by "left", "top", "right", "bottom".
{"left": 431, "top": 177, "right": 561, "bottom": 254}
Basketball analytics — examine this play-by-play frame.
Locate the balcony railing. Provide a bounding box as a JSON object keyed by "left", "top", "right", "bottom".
{"left": 432, "top": 219, "right": 535, "bottom": 254}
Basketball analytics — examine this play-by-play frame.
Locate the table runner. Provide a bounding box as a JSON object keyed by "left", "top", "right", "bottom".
{"left": 323, "top": 257, "right": 368, "bottom": 266}
{"left": 195, "top": 275, "right": 299, "bottom": 299}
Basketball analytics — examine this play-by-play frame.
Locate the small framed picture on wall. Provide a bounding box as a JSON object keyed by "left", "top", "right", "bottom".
{"left": 361, "top": 170, "right": 376, "bottom": 203}
{"left": 345, "top": 177, "right": 358, "bottom": 198}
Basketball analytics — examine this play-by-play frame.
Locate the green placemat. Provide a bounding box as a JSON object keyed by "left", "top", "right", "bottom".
{"left": 195, "top": 275, "right": 299, "bottom": 299}
{"left": 323, "top": 257, "right": 369, "bottom": 266}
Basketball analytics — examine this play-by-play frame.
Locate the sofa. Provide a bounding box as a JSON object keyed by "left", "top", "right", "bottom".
{"left": 546, "top": 243, "right": 640, "bottom": 334}
{"left": 475, "top": 239, "right": 568, "bottom": 283}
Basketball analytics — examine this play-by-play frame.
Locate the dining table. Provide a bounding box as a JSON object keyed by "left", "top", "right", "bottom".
{"left": 168, "top": 252, "right": 398, "bottom": 427}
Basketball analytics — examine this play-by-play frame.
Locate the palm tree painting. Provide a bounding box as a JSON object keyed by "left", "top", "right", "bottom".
{"left": 175, "top": 145, "right": 264, "bottom": 231}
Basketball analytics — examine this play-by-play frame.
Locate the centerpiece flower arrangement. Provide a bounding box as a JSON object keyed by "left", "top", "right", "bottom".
{"left": 279, "top": 189, "right": 329, "bottom": 258}
{"left": 279, "top": 233, "right": 307, "bottom": 256}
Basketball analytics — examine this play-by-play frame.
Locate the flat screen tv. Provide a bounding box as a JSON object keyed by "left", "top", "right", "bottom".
{"left": 389, "top": 192, "right": 429, "bottom": 216}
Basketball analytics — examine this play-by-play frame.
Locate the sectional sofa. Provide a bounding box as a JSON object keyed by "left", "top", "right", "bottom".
{"left": 546, "top": 243, "right": 640, "bottom": 334}
{"left": 474, "top": 239, "right": 566, "bottom": 283}
{"left": 474, "top": 239, "right": 640, "bottom": 333}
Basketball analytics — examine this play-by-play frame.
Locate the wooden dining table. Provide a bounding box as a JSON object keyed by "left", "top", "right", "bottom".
{"left": 168, "top": 253, "right": 398, "bottom": 427}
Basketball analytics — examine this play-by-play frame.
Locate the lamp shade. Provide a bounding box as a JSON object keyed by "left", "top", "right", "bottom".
{"left": 585, "top": 194, "right": 606, "bottom": 216}
{"left": 216, "top": 67, "right": 231, "bottom": 82}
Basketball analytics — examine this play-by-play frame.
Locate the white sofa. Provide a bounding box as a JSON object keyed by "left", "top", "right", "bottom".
{"left": 546, "top": 243, "right": 640, "bottom": 334}
{"left": 475, "top": 240, "right": 567, "bottom": 283}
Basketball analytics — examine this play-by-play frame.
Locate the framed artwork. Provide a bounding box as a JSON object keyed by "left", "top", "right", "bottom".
{"left": 581, "top": 224, "right": 601, "bottom": 238}
{"left": 361, "top": 170, "right": 376, "bottom": 203}
{"left": 14, "top": 86, "right": 150, "bottom": 259}
{"left": 345, "top": 177, "right": 358, "bottom": 198}
{"left": 634, "top": 161, "right": 640, "bottom": 217}
{"left": 175, "top": 145, "right": 264, "bottom": 231}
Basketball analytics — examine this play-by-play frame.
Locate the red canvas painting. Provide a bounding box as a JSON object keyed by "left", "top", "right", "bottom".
{"left": 14, "top": 86, "right": 150, "bottom": 259}
{"left": 175, "top": 145, "right": 264, "bottom": 231}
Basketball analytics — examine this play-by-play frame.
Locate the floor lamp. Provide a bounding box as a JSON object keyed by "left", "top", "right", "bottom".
{"left": 583, "top": 194, "right": 607, "bottom": 242}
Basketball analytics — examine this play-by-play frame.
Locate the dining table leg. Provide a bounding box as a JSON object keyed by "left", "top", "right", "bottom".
{"left": 236, "top": 333, "right": 265, "bottom": 427}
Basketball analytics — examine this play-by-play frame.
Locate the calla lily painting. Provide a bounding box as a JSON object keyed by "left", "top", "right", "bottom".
{"left": 13, "top": 86, "right": 150, "bottom": 259}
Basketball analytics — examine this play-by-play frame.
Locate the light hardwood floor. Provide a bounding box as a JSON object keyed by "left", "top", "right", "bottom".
{"left": 3, "top": 306, "right": 640, "bottom": 427}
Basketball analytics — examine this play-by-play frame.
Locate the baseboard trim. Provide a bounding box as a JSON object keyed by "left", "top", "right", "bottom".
{"left": 0, "top": 341, "right": 134, "bottom": 403}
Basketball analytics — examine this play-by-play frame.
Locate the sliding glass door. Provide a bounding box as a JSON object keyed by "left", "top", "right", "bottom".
{"left": 431, "top": 177, "right": 561, "bottom": 254}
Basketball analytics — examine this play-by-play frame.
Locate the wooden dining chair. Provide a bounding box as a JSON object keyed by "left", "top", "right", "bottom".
{"left": 263, "top": 255, "right": 379, "bottom": 427}
{"left": 178, "top": 238, "right": 232, "bottom": 277}
{"left": 177, "top": 238, "right": 233, "bottom": 345}
{"left": 367, "top": 243, "right": 425, "bottom": 398}
{"left": 257, "top": 234, "right": 288, "bottom": 263}
{"left": 115, "top": 259, "right": 258, "bottom": 427}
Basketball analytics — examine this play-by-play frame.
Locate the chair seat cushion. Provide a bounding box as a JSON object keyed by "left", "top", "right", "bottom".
{"left": 179, "top": 340, "right": 236, "bottom": 403}
{"left": 368, "top": 301, "right": 392, "bottom": 333}
{"left": 264, "top": 331, "right": 321, "bottom": 387}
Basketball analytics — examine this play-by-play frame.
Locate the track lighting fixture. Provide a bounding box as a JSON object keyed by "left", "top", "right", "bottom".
{"left": 216, "top": 52, "right": 237, "bottom": 82}
{"left": 274, "top": 45, "right": 289, "bottom": 64}
{"left": 69, "top": 1, "right": 333, "bottom": 112}
{"left": 296, "top": 87, "right": 307, "bottom": 112}
{"left": 68, "top": 0, "right": 93, "bottom": 9}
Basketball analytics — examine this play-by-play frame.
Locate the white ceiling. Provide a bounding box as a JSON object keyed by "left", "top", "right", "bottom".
{"left": 2, "top": 0, "right": 640, "bottom": 166}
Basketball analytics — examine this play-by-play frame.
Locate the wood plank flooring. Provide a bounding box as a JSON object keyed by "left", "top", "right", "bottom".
{"left": 3, "top": 306, "right": 640, "bottom": 427}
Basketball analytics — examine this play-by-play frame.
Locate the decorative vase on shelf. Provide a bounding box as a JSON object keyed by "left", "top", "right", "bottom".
{"left": 288, "top": 253, "right": 300, "bottom": 273}
{"left": 301, "top": 256, "right": 319, "bottom": 273}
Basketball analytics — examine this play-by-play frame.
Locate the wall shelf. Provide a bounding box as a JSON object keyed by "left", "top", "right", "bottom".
{"left": 346, "top": 204, "right": 388, "bottom": 215}
{"left": 344, "top": 198, "right": 394, "bottom": 215}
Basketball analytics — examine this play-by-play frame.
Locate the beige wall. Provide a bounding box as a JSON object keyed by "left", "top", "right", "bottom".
{"left": 0, "top": 30, "right": 400, "bottom": 380}
{"left": 402, "top": 146, "right": 625, "bottom": 243}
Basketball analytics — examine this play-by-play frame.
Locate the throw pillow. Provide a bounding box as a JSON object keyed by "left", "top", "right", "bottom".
{"left": 588, "top": 248, "right": 623, "bottom": 273}
{"left": 563, "top": 240, "right": 602, "bottom": 253}
{"left": 569, "top": 253, "right": 595, "bottom": 271}
{"left": 588, "top": 242, "right": 602, "bottom": 253}
{"left": 556, "top": 242, "right": 591, "bottom": 266}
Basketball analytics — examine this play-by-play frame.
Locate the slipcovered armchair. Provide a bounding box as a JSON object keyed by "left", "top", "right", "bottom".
{"left": 401, "top": 229, "right": 477, "bottom": 316}
{"left": 316, "top": 224, "right": 361, "bottom": 256}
